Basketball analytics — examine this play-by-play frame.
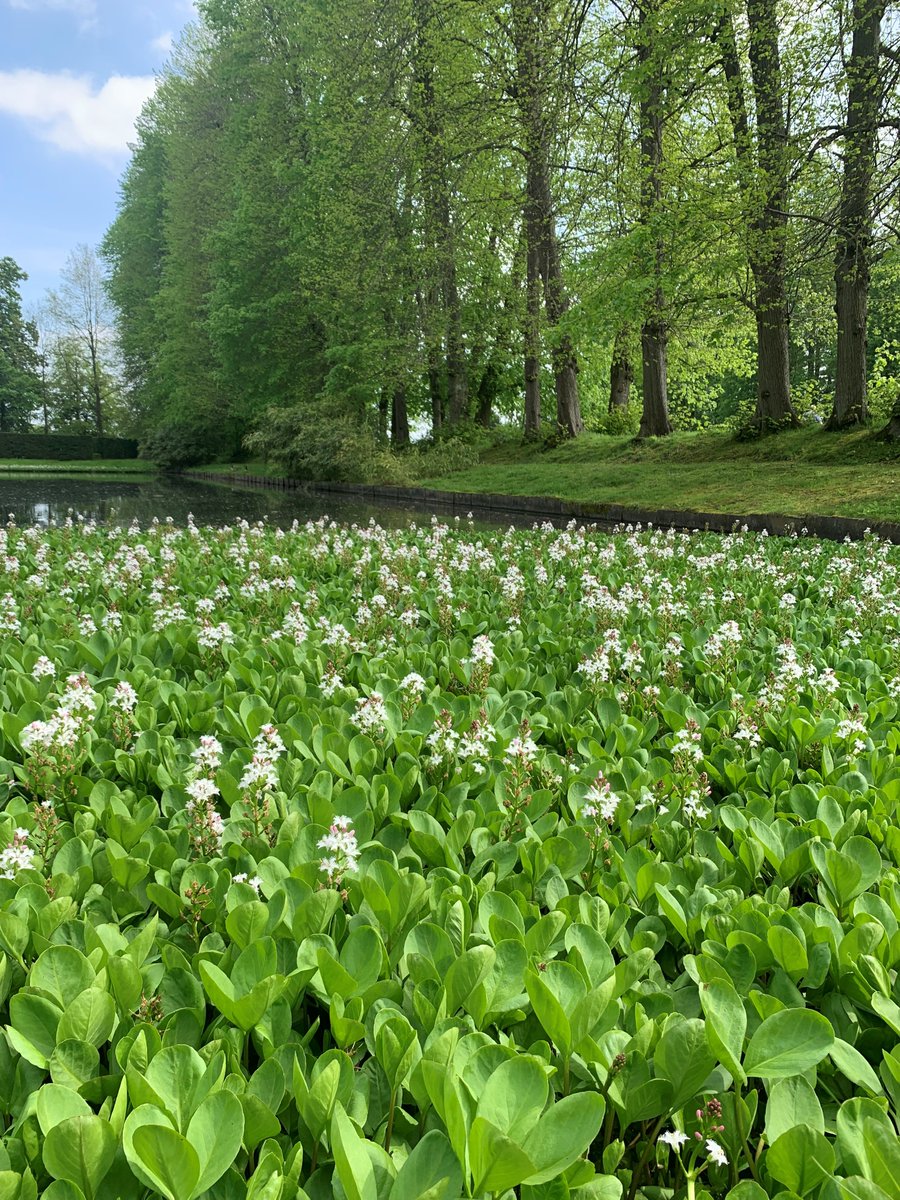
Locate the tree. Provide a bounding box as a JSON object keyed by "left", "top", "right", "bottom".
{"left": 47, "top": 245, "right": 114, "bottom": 435}
{"left": 827, "top": 0, "right": 888, "bottom": 429}
{"left": 716, "top": 0, "right": 798, "bottom": 430}
{"left": 0, "top": 257, "right": 41, "bottom": 432}
{"left": 510, "top": 0, "right": 584, "bottom": 439}
{"left": 636, "top": 0, "right": 673, "bottom": 437}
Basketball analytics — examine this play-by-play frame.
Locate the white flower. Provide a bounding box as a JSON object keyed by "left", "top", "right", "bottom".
{"left": 400, "top": 672, "right": 426, "bottom": 697}
{"left": 318, "top": 817, "right": 359, "bottom": 884}
{"left": 32, "top": 656, "right": 56, "bottom": 679}
{"left": 239, "top": 756, "right": 279, "bottom": 792}
{"left": 505, "top": 736, "right": 538, "bottom": 764}
{"left": 352, "top": 692, "right": 389, "bottom": 737}
{"left": 110, "top": 681, "right": 138, "bottom": 712}
{"left": 192, "top": 736, "right": 223, "bottom": 771}
{"left": 706, "top": 1139, "right": 728, "bottom": 1167}
{"left": 466, "top": 635, "right": 495, "bottom": 667}
{"left": 186, "top": 778, "right": 220, "bottom": 803}
{"left": 659, "top": 1130, "right": 689, "bottom": 1151}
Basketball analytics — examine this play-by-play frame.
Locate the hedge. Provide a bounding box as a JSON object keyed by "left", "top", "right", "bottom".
{"left": 0, "top": 433, "right": 138, "bottom": 461}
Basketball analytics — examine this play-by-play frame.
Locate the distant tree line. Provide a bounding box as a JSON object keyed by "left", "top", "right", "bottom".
{"left": 99, "top": 0, "right": 900, "bottom": 469}
{"left": 0, "top": 248, "right": 128, "bottom": 439}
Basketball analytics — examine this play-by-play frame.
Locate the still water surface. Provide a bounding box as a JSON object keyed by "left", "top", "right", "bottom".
{"left": 0, "top": 473, "right": 475, "bottom": 528}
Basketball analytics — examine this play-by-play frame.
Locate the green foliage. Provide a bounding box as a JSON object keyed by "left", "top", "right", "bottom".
{"left": 0, "top": 257, "right": 41, "bottom": 433}
{"left": 0, "top": 433, "right": 137, "bottom": 462}
{"left": 139, "top": 423, "right": 214, "bottom": 472}
{"left": 101, "top": 0, "right": 900, "bottom": 457}
{"left": 245, "top": 400, "right": 402, "bottom": 485}
{"left": 0, "top": 514, "right": 899, "bottom": 1198}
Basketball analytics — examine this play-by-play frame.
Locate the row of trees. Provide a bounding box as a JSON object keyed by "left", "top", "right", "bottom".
{"left": 0, "top": 249, "right": 125, "bottom": 437}
{"left": 103, "top": 0, "right": 900, "bottom": 464}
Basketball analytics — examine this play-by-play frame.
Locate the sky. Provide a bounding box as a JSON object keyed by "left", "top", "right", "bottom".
{"left": 0, "top": 0, "right": 197, "bottom": 311}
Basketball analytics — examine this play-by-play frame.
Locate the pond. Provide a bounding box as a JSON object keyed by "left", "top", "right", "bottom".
{"left": 0, "top": 472, "right": 491, "bottom": 528}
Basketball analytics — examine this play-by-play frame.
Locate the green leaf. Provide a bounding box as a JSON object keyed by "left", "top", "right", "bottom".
{"left": 131, "top": 1125, "right": 200, "bottom": 1200}
{"left": 43, "top": 1115, "right": 117, "bottom": 1200}
{"left": 187, "top": 1090, "right": 245, "bottom": 1195}
{"left": 331, "top": 1103, "right": 378, "bottom": 1200}
{"left": 764, "top": 1077, "right": 824, "bottom": 1144}
{"left": 743, "top": 1009, "right": 834, "bottom": 1079}
{"left": 475, "top": 1057, "right": 549, "bottom": 1142}
{"left": 863, "top": 1119, "right": 900, "bottom": 1199}
{"left": 521, "top": 1092, "right": 605, "bottom": 1184}
{"left": 375, "top": 1014, "right": 418, "bottom": 1091}
{"left": 469, "top": 1117, "right": 535, "bottom": 1195}
{"left": 36, "top": 1085, "right": 91, "bottom": 1135}
{"left": 700, "top": 980, "right": 747, "bottom": 1084}
{"left": 654, "top": 1018, "right": 717, "bottom": 1110}
{"left": 390, "top": 1130, "right": 463, "bottom": 1200}
{"left": 766, "top": 1125, "right": 835, "bottom": 1195}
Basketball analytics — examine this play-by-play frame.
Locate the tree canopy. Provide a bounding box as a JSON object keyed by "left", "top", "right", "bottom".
{"left": 102, "top": 0, "right": 900, "bottom": 468}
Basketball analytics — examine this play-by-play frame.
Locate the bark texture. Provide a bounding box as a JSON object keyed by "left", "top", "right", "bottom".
{"left": 637, "top": 2, "right": 672, "bottom": 438}
{"left": 609, "top": 328, "right": 633, "bottom": 411}
{"left": 414, "top": 0, "right": 467, "bottom": 428}
{"left": 718, "top": 3, "right": 797, "bottom": 430}
{"left": 512, "top": 0, "right": 583, "bottom": 440}
{"left": 391, "top": 386, "right": 410, "bottom": 447}
{"left": 827, "top": 0, "right": 886, "bottom": 429}
{"left": 745, "top": 0, "right": 797, "bottom": 428}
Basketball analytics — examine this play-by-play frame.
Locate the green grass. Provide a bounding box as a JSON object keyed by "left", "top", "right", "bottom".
{"left": 186, "top": 461, "right": 280, "bottom": 478}
{"left": 420, "top": 428, "right": 900, "bottom": 523}
{"left": 0, "top": 459, "right": 154, "bottom": 474}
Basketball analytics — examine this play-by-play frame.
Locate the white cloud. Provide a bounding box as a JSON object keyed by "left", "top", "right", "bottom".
{"left": 151, "top": 30, "right": 174, "bottom": 54}
{"left": 0, "top": 70, "right": 156, "bottom": 163}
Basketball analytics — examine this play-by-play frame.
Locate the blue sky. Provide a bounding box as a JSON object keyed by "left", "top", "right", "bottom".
{"left": 0, "top": 0, "right": 196, "bottom": 310}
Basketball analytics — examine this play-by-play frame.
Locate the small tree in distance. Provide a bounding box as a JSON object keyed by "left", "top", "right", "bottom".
{"left": 47, "top": 245, "right": 115, "bottom": 436}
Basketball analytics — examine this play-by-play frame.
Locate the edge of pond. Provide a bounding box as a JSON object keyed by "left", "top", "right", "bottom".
{"left": 181, "top": 469, "right": 900, "bottom": 543}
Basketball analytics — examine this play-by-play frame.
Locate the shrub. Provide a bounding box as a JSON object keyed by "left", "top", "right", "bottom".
{"left": 139, "top": 423, "right": 213, "bottom": 471}
{"left": 246, "top": 399, "right": 405, "bottom": 484}
{"left": 585, "top": 406, "right": 641, "bottom": 437}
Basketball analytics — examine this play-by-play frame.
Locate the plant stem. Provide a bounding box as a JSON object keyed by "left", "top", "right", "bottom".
{"left": 626, "top": 1115, "right": 667, "bottom": 1200}
{"left": 385, "top": 1088, "right": 396, "bottom": 1152}
{"left": 734, "top": 1080, "right": 760, "bottom": 1183}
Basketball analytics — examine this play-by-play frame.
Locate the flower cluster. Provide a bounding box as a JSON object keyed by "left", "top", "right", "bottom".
{"left": 238, "top": 723, "right": 284, "bottom": 842}
{"left": 465, "top": 634, "right": 495, "bottom": 690}
{"left": 318, "top": 815, "right": 359, "bottom": 887}
{"left": 20, "top": 672, "right": 98, "bottom": 805}
{"left": 352, "top": 692, "right": 389, "bottom": 738}
{"left": 582, "top": 772, "right": 622, "bottom": 827}
{"left": 0, "top": 828, "right": 36, "bottom": 881}
{"left": 186, "top": 736, "right": 225, "bottom": 857}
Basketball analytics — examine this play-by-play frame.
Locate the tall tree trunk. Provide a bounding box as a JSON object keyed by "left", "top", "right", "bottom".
{"left": 609, "top": 328, "right": 633, "bottom": 411}
{"left": 879, "top": 395, "right": 900, "bottom": 441}
{"left": 637, "top": 2, "right": 672, "bottom": 438}
{"left": 512, "top": 0, "right": 583, "bottom": 440}
{"left": 827, "top": 0, "right": 886, "bottom": 429}
{"left": 543, "top": 225, "right": 583, "bottom": 436}
{"left": 416, "top": 287, "right": 444, "bottom": 436}
{"left": 391, "top": 385, "right": 410, "bottom": 447}
{"left": 745, "top": 0, "right": 796, "bottom": 429}
{"left": 524, "top": 193, "right": 542, "bottom": 439}
{"left": 88, "top": 334, "right": 104, "bottom": 435}
{"left": 475, "top": 360, "right": 498, "bottom": 428}
{"left": 415, "top": 0, "right": 467, "bottom": 425}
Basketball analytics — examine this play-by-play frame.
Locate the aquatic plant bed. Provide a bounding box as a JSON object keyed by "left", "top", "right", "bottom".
{"left": 1, "top": 516, "right": 899, "bottom": 1200}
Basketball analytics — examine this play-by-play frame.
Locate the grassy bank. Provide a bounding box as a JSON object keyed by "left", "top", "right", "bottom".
{"left": 0, "top": 459, "right": 154, "bottom": 475}
{"left": 420, "top": 427, "right": 900, "bottom": 523}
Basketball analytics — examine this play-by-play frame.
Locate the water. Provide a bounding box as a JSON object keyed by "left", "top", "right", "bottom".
{"left": 0, "top": 473, "right": 484, "bottom": 529}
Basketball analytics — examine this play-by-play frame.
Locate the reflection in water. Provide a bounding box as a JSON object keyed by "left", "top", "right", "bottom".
{"left": 0, "top": 474, "right": 476, "bottom": 529}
